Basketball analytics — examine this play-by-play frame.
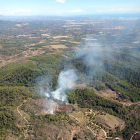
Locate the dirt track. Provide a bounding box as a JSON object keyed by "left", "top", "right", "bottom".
{"left": 94, "top": 88, "right": 140, "bottom": 107}
{"left": 130, "top": 131, "right": 139, "bottom": 140}
{"left": 17, "top": 98, "right": 30, "bottom": 125}
{"left": 69, "top": 112, "right": 106, "bottom": 139}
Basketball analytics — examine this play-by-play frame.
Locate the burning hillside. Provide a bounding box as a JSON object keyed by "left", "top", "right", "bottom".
{"left": 24, "top": 98, "right": 73, "bottom": 115}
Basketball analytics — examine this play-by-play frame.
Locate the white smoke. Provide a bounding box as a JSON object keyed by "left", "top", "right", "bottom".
{"left": 52, "top": 69, "right": 77, "bottom": 101}
{"left": 44, "top": 69, "right": 77, "bottom": 113}
{"left": 44, "top": 99, "right": 55, "bottom": 114}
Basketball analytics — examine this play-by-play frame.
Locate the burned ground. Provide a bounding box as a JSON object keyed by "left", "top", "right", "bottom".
{"left": 12, "top": 97, "right": 126, "bottom": 140}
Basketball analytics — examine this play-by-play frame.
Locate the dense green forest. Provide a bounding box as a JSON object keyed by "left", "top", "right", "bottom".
{"left": 0, "top": 52, "right": 140, "bottom": 139}
{"left": 71, "top": 52, "right": 140, "bottom": 102}
{"left": 0, "top": 53, "right": 65, "bottom": 139}
{"left": 0, "top": 53, "right": 65, "bottom": 87}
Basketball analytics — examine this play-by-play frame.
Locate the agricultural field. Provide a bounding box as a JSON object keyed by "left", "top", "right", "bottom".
{"left": 0, "top": 17, "right": 140, "bottom": 140}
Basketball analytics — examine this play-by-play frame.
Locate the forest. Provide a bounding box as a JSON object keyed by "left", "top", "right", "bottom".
{"left": 0, "top": 51, "right": 140, "bottom": 139}
{"left": 0, "top": 17, "right": 140, "bottom": 139}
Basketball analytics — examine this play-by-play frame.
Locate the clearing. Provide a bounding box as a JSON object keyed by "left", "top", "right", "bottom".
{"left": 50, "top": 45, "right": 68, "bottom": 49}
{"left": 95, "top": 114, "right": 125, "bottom": 131}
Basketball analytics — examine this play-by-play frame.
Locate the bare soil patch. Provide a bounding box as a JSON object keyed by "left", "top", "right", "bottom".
{"left": 0, "top": 48, "right": 46, "bottom": 68}
{"left": 39, "top": 41, "right": 45, "bottom": 44}
{"left": 50, "top": 44, "right": 68, "bottom": 49}
{"left": 69, "top": 41, "right": 79, "bottom": 44}
{"left": 98, "top": 129, "right": 106, "bottom": 140}
{"left": 5, "top": 134, "right": 18, "bottom": 140}
{"left": 94, "top": 88, "right": 140, "bottom": 107}
{"left": 14, "top": 108, "right": 27, "bottom": 127}
{"left": 0, "top": 57, "right": 30, "bottom": 68}
{"left": 76, "top": 83, "right": 87, "bottom": 88}
{"left": 69, "top": 111, "right": 89, "bottom": 125}
{"left": 53, "top": 36, "right": 68, "bottom": 39}
{"left": 95, "top": 114, "right": 125, "bottom": 131}
{"left": 18, "top": 99, "right": 96, "bottom": 140}
{"left": 98, "top": 89, "right": 118, "bottom": 100}
{"left": 24, "top": 98, "right": 73, "bottom": 115}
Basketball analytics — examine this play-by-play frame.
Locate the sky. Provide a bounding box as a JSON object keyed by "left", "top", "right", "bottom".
{"left": 0, "top": 0, "right": 140, "bottom": 16}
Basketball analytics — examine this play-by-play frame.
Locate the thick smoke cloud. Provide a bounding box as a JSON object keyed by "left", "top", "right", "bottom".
{"left": 52, "top": 69, "right": 77, "bottom": 101}
{"left": 45, "top": 69, "right": 77, "bottom": 102}
{"left": 41, "top": 69, "right": 77, "bottom": 114}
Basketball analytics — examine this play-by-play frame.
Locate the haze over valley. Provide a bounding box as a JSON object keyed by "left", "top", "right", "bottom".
{"left": 0, "top": 0, "right": 140, "bottom": 140}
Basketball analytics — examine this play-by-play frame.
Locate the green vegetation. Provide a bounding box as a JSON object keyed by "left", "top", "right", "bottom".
{"left": 94, "top": 81, "right": 106, "bottom": 91}
{"left": 0, "top": 53, "right": 66, "bottom": 139}
{"left": 38, "top": 111, "right": 69, "bottom": 122}
{"left": 104, "top": 54, "right": 140, "bottom": 88}
{"left": 106, "top": 80, "right": 140, "bottom": 102}
{"left": 72, "top": 52, "right": 140, "bottom": 102}
{"left": 67, "top": 88, "right": 140, "bottom": 140}
{"left": 0, "top": 51, "right": 140, "bottom": 139}
{"left": 2, "top": 43, "right": 22, "bottom": 48}
{"left": 29, "top": 44, "right": 43, "bottom": 48}
{"left": 0, "top": 49, "right": 23, "bottom": 55}
{"left": 0, "top": 86, "right": 33, "bottom": 139}
{"left": 0, "top": 53, "right": 65, "bottom": 87}
{"left": 0, "top": 18, "right": 140, "bottom": 139}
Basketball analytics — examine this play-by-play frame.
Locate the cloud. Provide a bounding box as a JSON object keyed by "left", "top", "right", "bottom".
{"left": 97, "top": 8, "right": 140, "bottom": 13}
{"left": 10, "top": 11, "right": 15, "bottom": 14}
{"left": 55, "top": 0, "right": 65, "bottom": 3}
{"left": 70, "top": 9, "right": 83, "bottom": 13}
{"left": 135, "top": 8, "right": 140, "bottom": 11}
{"left": 16, "top": 9, "right": 32, "bottom": 12}
{"left": 56, "top": 11, "right": 62, "bottom": 14}
{"left": 0, "top": 9, "right": 32, "bottom": 15}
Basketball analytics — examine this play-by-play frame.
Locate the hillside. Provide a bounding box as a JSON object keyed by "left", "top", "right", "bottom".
{"left": 0, "top": 52, "right": 140, "bottom": 140}
{"left": 0, "top": 17, "right": 140, "bottom": 140}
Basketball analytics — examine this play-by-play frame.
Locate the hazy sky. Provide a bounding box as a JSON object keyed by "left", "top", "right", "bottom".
{"left": 0, "top": 0, "right": 140, "bottom": 16}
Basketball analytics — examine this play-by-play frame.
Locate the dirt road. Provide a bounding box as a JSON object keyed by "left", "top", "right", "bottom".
{"left": 17, "top": 98, "right": 30, "bottom": 124}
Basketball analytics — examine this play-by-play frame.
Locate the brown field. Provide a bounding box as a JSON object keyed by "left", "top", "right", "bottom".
{"left": 17, "top": 35, "right": 31, "bottom": 37}
{"left": 42, "top": 45, "right": 48, "bottom": 48}
{"left": 50, "top": 44, "right": 68, "bottom": 49}
{"left": 39, "top": 41, "right": 45, "bottom": 44}
{"left": 0, "top": 57, "right": 29, "bottom": 68}
{"left": 76, "top": 83, "right": 87, "bottom": 88}
{"left": 98, "top": 89, "right": 118, "bottom": 100}
{"left": 0, "top": 46, "right": 3, "bottom": 49}
{"left": 83, "top": 38, "right": 97, "bottom": 41}
{"left": 42, "top": 44, "right": 68, "bottom": 49}
{"left": 28, "top": 37, "right": 37, "bottom": 39}
{"left": 53, "top": 36, "right": 68, "bottom": 39}
{"left": 0, "top": 48, "right": 45, "bottom": 68}
{"left": 69, "top": 111, "right": 89, "bottom": 124}
{"left": 69, "top": 41, "right": 80, "bottom": 44}
{"left": 95, "top": 114, "right": 125, "bottom": 131}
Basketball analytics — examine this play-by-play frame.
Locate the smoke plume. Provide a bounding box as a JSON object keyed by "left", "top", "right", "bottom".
{"left": 43, "top": 69, "right": 77, "bottom": 114}
{"left": 51, "top": 69, "right": 77, "bottom": 102}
